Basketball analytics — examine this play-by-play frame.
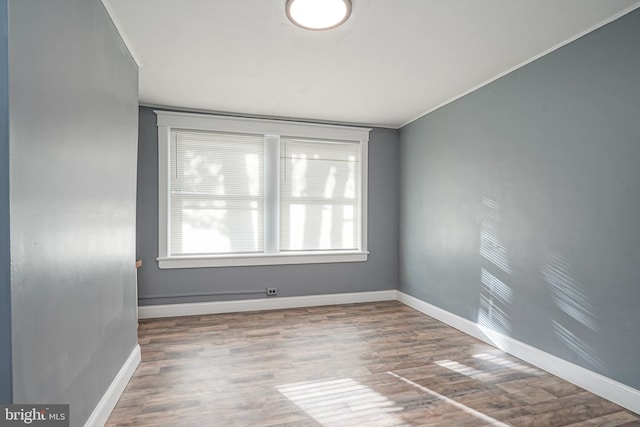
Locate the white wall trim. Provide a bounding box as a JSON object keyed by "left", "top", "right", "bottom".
{"left": 157, "top": 252, "right": 369, "bottom": 269}
{"left": 155, "top": 110, "right": 370, "bottom": 268}
{"left": 155, "top": 110, "right": 371, "bottom": 140}
{"left": 396, "top": 291, "right": 640, "bottom": 415}
{"left": 400, "top": 2, "right": 640, "bottom": 128}
{"left": 84, "top": 345, "right": 141, "bottom": 427}
{"left": 101, "top": 0, "right": 143, "bottom": 67}
{"left": 138, "top": 290, "right": 396, "bottom": 319}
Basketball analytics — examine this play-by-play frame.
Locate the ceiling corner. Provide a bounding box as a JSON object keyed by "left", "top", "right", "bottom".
{"left": 101, "top": 0, "right": 144, "bottom": 68}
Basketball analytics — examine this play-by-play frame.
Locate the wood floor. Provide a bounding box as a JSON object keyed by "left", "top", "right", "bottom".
{"left": 106, "top": 301, "right": 639, "bottom": 426}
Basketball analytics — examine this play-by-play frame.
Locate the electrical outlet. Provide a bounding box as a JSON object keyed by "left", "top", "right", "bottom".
{"left": 266, "top": 287, "right": 278, "bottom": 296}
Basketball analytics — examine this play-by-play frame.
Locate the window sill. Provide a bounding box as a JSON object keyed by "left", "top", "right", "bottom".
{"left": 157, "top": 251, "right": 369, "bottom": 269}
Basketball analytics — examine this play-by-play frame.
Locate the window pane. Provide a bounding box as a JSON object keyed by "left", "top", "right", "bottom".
{"left": 170, "top": 130, "right": 264, "bottom": 255}
{"left": 280, "top": 138, "right": 360, "bottom": 251}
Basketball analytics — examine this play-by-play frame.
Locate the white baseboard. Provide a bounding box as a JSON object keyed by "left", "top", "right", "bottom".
{"left": 84, "top": 345, "right": 141, "bottom": 427}
{"left": 133, "top": 289, "right": 640, "bottom": 414}
{"left": 396, "top": 291, "right": 640, "bottom": 415}
{"left": 138, "top": 290, "right": 397, "bottom": 319}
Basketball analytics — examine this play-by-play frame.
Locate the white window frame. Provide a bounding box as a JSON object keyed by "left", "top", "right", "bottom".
{"left": 155, "top": 110, "right": 370, "bottom": 269}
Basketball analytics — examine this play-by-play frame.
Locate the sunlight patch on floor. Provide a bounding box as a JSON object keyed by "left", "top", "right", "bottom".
{"left": 473, "top": 353, "right": 540, "bottom": 375}
{"left": 277, "top": 378, "right": 407, "bottom": 426}
{"left": 435, "top": 359, "right": 488, "bottom": 379}
{"left": 387, "top": 371, "right": 509, "bottom": 427}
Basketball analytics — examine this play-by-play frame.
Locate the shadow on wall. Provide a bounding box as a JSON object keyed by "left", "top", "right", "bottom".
{"left": 474, "top": 197, "right": 601, "bottom": 371}
{"left": 541, "top": 245, "right": 603, "bottom": 370}
{"left": 477, "top": 197, "right": 513, "bottom": 348}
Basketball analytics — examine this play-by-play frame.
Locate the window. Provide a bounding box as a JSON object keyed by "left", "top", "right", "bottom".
{"left": 280, "top": 137, "right": 361, "bottom": 252}
{"left": 156, "top": 111, "right": 370, "bottom": 268}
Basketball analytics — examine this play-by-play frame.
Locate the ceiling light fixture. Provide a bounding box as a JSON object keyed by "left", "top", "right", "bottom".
{"left": 286, "top": 0, "right": 352, "bottom": 31}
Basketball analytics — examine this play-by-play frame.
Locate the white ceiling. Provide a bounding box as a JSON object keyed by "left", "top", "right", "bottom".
{"left": 105, "top": 0, "right": 640, "bottom": 128}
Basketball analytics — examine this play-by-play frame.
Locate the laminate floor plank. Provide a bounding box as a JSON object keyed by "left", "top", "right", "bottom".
{"left": 106, "top": 301, "right": 638, "bottom": 426}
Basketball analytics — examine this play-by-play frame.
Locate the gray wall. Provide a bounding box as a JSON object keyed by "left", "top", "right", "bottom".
{"left": 399, "top": 9, "right": 640, "bottom": 390}
{"left": 9, "top": 0, "right": 139, "bottom": 424}
{"left": 137, "top": 107, "right": 399, "bottom": 304}
{"left": 0, "top": 0, "right": 10, "bottom": 404}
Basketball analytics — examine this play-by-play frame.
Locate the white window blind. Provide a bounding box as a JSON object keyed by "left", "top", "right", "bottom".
{"left": 169, "top": 129, "right": 264, "bottom": 255}
{"left": 280, "top": 138, "right": 360, "bottom": 251}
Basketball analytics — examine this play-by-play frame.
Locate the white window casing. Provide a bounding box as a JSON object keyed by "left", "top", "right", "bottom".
{"left": 156, "top": 111, "right": 370, "bottom": 268}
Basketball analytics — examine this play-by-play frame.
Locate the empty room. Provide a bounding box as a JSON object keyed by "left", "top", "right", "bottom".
{"left": 1, "top": 0, "right": 640, "bottom": 426}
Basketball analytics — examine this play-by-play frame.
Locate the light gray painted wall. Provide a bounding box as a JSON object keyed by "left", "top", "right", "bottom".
{"left": 0, "top": 0, "right": 10, "bottom": 404}
{"left": 399, "top": 9, "right": 640, "bottom": 390}
{"left": 137, "top": 107, "right": 399, "bottom": 304}
{"left": 9, "top": 0, "right": 139, "bottom": 424}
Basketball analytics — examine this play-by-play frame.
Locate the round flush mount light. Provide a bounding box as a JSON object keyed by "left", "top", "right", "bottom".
{"left": 286, "top": 0, "right": 352, "bottom": 31}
